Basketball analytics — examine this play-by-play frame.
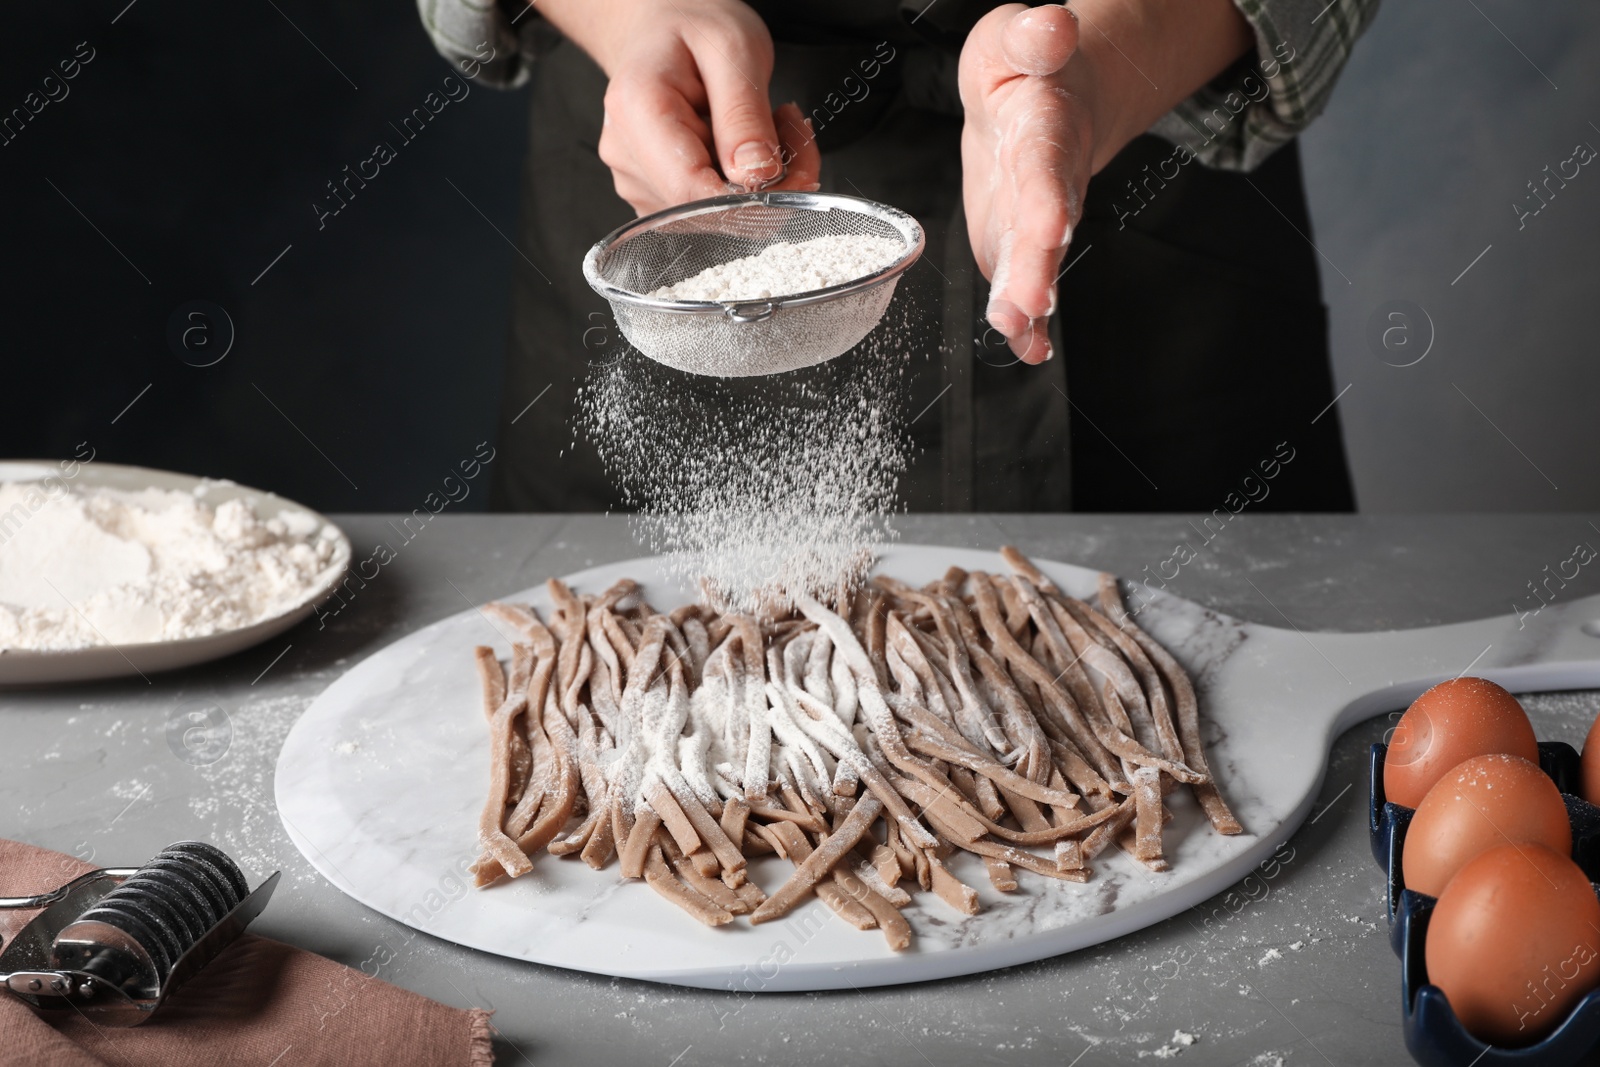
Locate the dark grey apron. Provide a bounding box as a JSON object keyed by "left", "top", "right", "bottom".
{"left": 493, "top": 15, "right": 1354, "bottom": 513}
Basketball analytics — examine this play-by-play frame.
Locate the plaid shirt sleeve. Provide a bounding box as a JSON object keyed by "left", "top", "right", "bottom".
{"left": 416, "top": 0, "right": 1378, "bottom": 167}
{"left": 1148, "top": 0, "right": 1383, "bottom": 170}
{"left": 414, "top": 0, "right": 556, "bottom": 88}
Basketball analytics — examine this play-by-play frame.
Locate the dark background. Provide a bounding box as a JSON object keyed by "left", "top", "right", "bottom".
{"left": 1, "top": 1, "right": 526, "bottom": 512}
{"left": 4, "top": 0, "right": 1598, "bottom": 513}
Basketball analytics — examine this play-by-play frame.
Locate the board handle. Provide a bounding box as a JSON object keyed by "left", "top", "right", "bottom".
{"left": 1317, "top": 591, "right": 1600, "bottom": 736}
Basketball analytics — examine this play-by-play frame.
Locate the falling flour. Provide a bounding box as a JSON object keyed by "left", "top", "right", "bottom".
{"left": 650, "top": 234, "right": 903, "bottom": 302}
{"left": 579, "top": 298, "right": 918, "bottom": 613}
{"left": 0, "top": 481, "right": 348, "bottom": 650}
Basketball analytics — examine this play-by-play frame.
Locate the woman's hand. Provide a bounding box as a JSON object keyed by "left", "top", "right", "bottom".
{"left": 960, "top": 4, "right": 1092, "bottom": 365}
{"left": 959, "top": 0, "right": 1254, "bottom": 364}
{"left": 541, "top": 0, "right": 822, "bottom": 216}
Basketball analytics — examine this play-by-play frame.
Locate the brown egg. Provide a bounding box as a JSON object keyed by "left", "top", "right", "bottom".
{"left": 1427, "top": 843, "right": 1600, "bottom": 1045}
{"left": 1402, "top": 754, "right": 1571, "bottom": 897}
{"left": 1582, "top": 709, "right": 1600, "bottom": 807}
{"left": 1384, "top": 677, "right": 1539, "bottom": 809}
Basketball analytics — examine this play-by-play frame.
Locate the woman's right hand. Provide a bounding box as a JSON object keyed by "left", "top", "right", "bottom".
{"left": 539, "top": 0, "right": 822, "bottom": 216}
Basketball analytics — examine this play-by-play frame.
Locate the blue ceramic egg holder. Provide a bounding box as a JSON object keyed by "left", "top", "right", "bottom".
{"left": 1369, "top": 741, "right": 1600, "bottom": 1066}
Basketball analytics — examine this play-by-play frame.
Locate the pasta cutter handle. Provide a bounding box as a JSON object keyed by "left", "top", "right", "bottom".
{"left": 4, "top": 970, "right": 91, "bottom": 997}
{"left": 0, "top": 966, "right": 146, "bottom": 1020}
{"left": 0, "top": 868, "right": 138, "bottom": 912}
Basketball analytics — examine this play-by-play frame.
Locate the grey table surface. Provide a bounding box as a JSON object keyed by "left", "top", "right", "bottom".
{"left": 8, "top": 513, "right": 1600, "bottom": 1067}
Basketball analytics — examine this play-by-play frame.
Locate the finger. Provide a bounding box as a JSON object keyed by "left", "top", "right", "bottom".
{"left": 987, "top": 297, "right": 1052, "bottom": 364}
{"left": 1001, "top": 5, "right": 1079, "bottom": 76}
{"left": 959, "top": 3, "right": 1031, "bottom": 104}
{"left": 991, "top": 83, "right": 1085, "bottom": 362}
{"left": 993, "top": 100, "right": 1077, "bottom": 308}
{"left": 771, "top": 102, "right": 822, "bottom": 191}
{"left": 986, "top": 234, "right": 1066, "bottom": 364}
{"left": 690, "top": 31, "right": 782, "bottom": 188}
{"left": 606, "top": 75, "right": 729, "bottom": 209}
{"left": 985, "top": 231, "right": 1053, "bottom": 364}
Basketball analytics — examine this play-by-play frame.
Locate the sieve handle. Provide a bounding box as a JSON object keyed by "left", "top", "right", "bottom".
{"left": 724, "top": 301, "right": 776, "bottom": 324}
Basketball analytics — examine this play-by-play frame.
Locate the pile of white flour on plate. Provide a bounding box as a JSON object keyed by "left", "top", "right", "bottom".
{"left": 0, "top": 481, "right": 347, "bottom": 650}
{"left": 650, "top": 234, "right": 903, "bottom": 301}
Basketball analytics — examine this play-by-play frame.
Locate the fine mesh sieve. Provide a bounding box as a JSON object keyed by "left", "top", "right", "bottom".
{"left": 582, "top": 191, "right": 925, "bottom": 377}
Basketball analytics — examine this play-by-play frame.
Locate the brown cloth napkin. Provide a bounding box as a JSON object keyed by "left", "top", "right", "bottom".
{"left": 0, "top": 839, "right": 494, "bottom": 1067}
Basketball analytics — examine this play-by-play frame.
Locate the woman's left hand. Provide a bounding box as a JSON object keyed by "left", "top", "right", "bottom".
{"left": 959, "top": 3, "right": 1092, "bottom": 365}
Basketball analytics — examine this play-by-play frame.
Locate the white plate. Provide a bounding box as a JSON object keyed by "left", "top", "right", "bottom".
{"left": 275, "top": 545, "right": 1600, "bottom": 991}
{"left": 0, "top": 462, "right": 350, "bottom": 686}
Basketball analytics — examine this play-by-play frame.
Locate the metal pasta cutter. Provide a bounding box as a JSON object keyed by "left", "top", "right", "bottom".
{"left": 0, "top": 841, "right": 279, "bottom": 1026}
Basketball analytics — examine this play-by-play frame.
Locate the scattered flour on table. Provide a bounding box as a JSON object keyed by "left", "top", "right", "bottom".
{"left": 0, "top": 481, "right": 347, "bottom": 650}
{"left": 649, "top": 234, "right": 903, "bottom": 302}
{"left": 188, "top": 691, "right": 316, "bottom": 881}
{"left": 1139, "top": 1030, "right": 1199, "bottom": 1059}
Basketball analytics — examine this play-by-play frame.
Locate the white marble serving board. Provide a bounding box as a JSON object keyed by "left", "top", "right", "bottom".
{"left": 274, "top": 546, "right": 1600, "bottom": 991}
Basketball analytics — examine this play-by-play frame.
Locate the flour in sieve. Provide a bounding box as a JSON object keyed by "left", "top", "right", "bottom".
{"left": 0, "top": 481, "right": 348, "bottom": 650}
{"left": 650, "top": 234, "right": 903, "bottom": 302}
